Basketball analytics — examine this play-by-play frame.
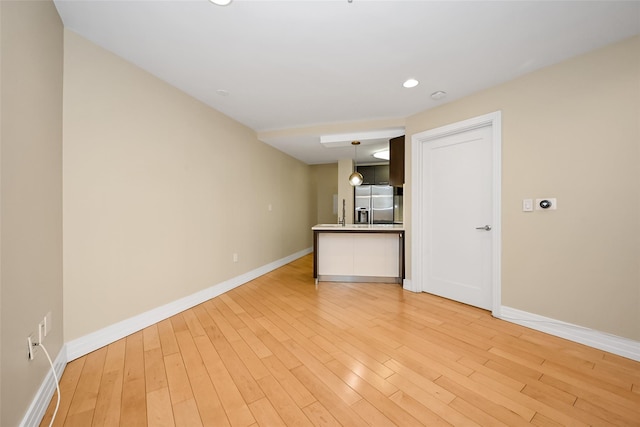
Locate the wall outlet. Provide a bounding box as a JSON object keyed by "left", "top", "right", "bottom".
{"left": 233, "top": 253, "right": 238, "bottom": 263}
{"left": 38, "top": 320, "right": 45, "bottom": 344}
{"left": 27, "top": 334, "right": 37, "bottom": 360}
{"left": 44, "top": 311, "right": 52, "bottom": 337}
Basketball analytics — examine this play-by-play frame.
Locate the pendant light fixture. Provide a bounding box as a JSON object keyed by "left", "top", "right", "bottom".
{"left": 348, "top": 141, "right": 364, "bottom": 186}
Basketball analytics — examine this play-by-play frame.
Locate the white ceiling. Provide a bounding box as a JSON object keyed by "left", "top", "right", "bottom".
{"left": 53, "top": 0, "right": 640, "bottom": 164}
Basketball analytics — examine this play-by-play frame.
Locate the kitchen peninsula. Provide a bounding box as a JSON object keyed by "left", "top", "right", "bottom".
{"left": 312, "top": 223, "right": 405, "bottom": 285}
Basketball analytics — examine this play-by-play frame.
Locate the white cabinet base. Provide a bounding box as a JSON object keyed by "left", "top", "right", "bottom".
{"left": 314, "top": 230, "right": 404, "bottom": 284}
{"left": 316, "top": 274, "right": 402, "bottom": 284}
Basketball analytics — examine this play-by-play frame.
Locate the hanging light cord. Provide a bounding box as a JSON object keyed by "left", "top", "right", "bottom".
{"left": 354, "top": 142, "right": 358, "bottom": 169}
{"left": 348, "top": 141, "right": 364, "bottom": 186}
{"left": 36, "top": 343, "right": 61, "bottom": 427}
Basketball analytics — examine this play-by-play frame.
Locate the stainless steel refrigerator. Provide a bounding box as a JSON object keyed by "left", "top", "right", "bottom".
{"left": 354, "top": 185, "right": 394, "bottom": 224}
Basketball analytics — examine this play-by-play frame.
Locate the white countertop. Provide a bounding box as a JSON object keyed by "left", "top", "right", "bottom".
{"left": 312, "top": 223, "right": 404, "bottom": 231}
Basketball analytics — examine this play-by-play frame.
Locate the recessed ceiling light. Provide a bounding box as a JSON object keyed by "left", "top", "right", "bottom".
{"left": 209, "top": 0, "right": 232, "bottom": 6}
{"left": 373, "top": 150, "right": 390, "bottom": 160}
{"left": 403, "top": 78, "right": 419, "bottom": 88}
{"left": 431, "top": 90, "right": 447, "bottom": 100}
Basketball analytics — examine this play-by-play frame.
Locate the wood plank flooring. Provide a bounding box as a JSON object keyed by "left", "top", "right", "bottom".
{"left": 40, "top": 254, "right": 640, "bottom": 426}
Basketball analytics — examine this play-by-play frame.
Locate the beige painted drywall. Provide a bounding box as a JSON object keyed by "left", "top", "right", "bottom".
{"left": 310, "top": 163, "right": 339, "bottom": 224}
{"left": 405, "top": 36, "right": 640, "bottom": 341}
{"left": 338, "top": 158, "right": 356, "bottom": 224}
{"left": 1, "top": 1, "right": 3, "bottom": 418}
{"left": 63, "top": 30, "right": 313, "bottom": 342}
{"left": 0, "top": 1, "right": 64, "bottom": 425}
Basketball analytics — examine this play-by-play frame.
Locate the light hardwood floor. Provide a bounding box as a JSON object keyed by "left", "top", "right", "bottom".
{"left": 41, "top": 254, "right": 640, "bottom": 426}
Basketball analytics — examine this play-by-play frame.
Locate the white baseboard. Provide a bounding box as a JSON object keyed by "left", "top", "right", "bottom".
{"left": 22, "top": 248, "right": 311, "bottom": 426}
{"left": 66, "top": 247, "right": 312, "bottom": 361}
{"left": 20, "top": 344, "right": 68, "bottom": 427}
{"left": 498, "top": 306, "right": 640, "bottom": 362}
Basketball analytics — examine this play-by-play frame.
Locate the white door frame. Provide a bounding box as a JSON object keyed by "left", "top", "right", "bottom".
{"left": 409, "top": 111, "right": 502, "bottom": 316}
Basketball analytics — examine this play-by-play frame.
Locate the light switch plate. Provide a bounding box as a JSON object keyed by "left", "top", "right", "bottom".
{"left": 522, "top": 199, "right": 533, "bottom": 212}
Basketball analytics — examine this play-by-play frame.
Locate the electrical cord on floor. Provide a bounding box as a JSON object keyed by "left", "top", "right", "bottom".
{"left": 36, "top": 343, "right": 60, "bottom": 427}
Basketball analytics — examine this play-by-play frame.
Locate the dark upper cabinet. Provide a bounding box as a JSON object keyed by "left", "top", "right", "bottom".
{"left": 358, "top": 166, "right": 376, "bottom": 185}
{"left": 375, "top": 164, "right": 389, "bottom": 185}
{"left": 357, "top": 165, "right": 389, "bottom": 185}
{"left": 389, "top": 135, "right": 405, "bottom": 186}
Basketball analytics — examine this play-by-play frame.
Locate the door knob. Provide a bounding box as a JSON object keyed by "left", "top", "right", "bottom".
{"left": 475, "top": 225, "right": 492, "bottom": 231}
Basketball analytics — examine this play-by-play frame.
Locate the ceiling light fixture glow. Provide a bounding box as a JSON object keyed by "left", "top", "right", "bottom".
{"left": 209, "top": 0, "right": 232, "bottom": 6}
{"left": 403, "top": 78, "right": 419, "bottom": 88}
{"left": 373, "top": 150, "right": 390, "bottom": 161}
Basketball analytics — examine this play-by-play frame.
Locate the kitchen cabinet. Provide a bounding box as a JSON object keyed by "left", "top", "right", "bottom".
{"left": 375, "top": 165, "right": 389, "bottom": 185}
{"left": 357, "top": 164, "right": 389, "bottom": 185}
{"left": 358, "top": 166, "right": 376, "bottom": 185}
{"left": 312, "top": 224, "right": 405, "bottom": 284}
{"left": 389, "top": 135, "right": 405, "bottom": 186}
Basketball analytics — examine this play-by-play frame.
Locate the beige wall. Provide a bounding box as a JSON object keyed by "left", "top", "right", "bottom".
{"left": 310, "top": 163, "right": 338, "bottom": 224}
{"left": 63, "top": 30, "right": 313, "bottom": 342}
{"left": 338, "top": 158, "right": 356, "bottom": 224}
{"left": 0, "top": 1, "right": 64, "bottom": 426}
{"left": 405, "top": 36, "right": 640, "bottom": 341}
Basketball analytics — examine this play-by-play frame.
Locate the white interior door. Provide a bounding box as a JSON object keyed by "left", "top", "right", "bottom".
{"left": 410, "top": 112, "right": 501, "bottom": 312}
